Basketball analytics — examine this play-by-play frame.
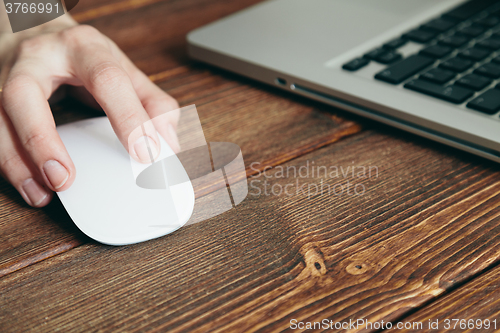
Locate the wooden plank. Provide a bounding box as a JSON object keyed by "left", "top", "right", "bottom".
{"left": 0, "top": 0, "right": 362, "bottom": 277}
{"left": 2, "top": 130, "right": 500, "bottom": 331}
{"left": 0, "top": 68, "right": 359, "bottom": 278}
{"left": 71, "top": 0, "right": 265, "bottom": 77}
{"left": 80, "top": 0, "right": 263, "bottom": 53}
{"left": 0, "top": 178, "right": 85, "bottom": 277}
{"left": 71, "top": 0, "right": 257, "bottom": 25}
{"left": 396, "top": 264, "right": 500, "bottom": 332}
{"left": 68, "top": 0, "right": 128, "bottom": 18}
{"left": 71, "top": 0, "right": 264, "bottom": 81}
{"left": 71, "top": 0, "right": 264, "bottom": 77}
{"left": 71, "top": 0, "right": 167, "bottom": 22}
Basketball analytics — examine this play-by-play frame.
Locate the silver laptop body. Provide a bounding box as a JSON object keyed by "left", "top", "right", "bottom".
{"left": 187, "top": 0, "right": 500, "bottom": 163}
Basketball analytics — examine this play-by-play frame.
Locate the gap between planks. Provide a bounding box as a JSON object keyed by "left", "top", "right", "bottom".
{"left": 26, "top": 0, "right": 500, "bottom": 327}
{"left": 0, "top": 109, "right": 362, "bottom": 278}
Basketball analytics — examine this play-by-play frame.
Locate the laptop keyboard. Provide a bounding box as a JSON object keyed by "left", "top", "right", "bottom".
{"left": 342, "top": 0, "right": 500, "bottom": 115}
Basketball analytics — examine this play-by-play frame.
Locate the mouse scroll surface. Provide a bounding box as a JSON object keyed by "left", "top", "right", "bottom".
{"left": 56, "top": 117, "right": 195, "bottom": 246}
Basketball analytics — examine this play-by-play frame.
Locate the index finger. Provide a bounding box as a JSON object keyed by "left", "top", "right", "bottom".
{"left": 65, "top": 26, "right": 160, "bottom": 164}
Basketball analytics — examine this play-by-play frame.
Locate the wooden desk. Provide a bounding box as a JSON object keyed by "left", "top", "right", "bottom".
{"left": 2, "top": 0, "right": 500, "bottom": 331}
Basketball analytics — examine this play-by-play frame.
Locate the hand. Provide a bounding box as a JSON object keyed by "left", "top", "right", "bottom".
{"left": 0, "top": 16, "right": 180, "bottom": 207}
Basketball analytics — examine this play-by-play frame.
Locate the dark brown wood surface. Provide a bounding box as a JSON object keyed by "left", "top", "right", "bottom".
{"left": 0, "top": 0, "right": 360, "bottom": 278}
{"left": 1, "top": 0, "right": 500, "bottom": 332}
{"left": 399, "top": 263, "right": 500, "bottom": 332}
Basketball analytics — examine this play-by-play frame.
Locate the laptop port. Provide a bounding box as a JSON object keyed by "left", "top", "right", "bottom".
{"left": 275, "top": 78, "right": 287, "bottom": 86}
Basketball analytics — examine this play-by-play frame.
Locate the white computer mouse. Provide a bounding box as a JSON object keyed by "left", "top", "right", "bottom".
{"left": 56, "top": 117, "right": 195, "bottom": 246}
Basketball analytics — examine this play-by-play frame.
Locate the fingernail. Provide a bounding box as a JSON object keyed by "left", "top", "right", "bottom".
{"left": 43, "top": 160, "right": 69, "bottom": 190}
{"left": 22, "top": 178, "right": 48, "bottom": 206}
{"left": 134, "top": 136, "right": 159, "bottom": 163}
{"left": 167, "top": 124, "right": 181, "bottom": 153}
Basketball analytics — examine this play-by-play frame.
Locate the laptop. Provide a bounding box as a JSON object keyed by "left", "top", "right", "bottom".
{"left": 187, "top": 0, "right": 500, "bottom": 163}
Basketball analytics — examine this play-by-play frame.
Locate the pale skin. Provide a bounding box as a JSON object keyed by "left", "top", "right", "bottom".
{"left": 0, "top": 15, "right": 180, "bottom": 207}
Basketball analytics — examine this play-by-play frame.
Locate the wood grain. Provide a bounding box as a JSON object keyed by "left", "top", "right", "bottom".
{"left": 0, "top": 178, "right": 86, "bottom": 277}
{"left": 2, "top": 0, "right": 499, "bottom": 330}
{"left": 81, "top": 0, "right": 262, "bottom": 52}
{"left": 2, "top": 129, "right": 500, "bottom": 332}
{"left": 68, "top": 0, "right": 128, "bottom": 17}
{"left": 398, "top": 264, "right": 500, "bottom": 332}
{"left": 74, "top": 0, "right": 264, "bottom": 77}
{"left": 71, "top": 0, "right": 167, "bottom": 22}
{"left": 0, "top": 0, "right": 366, "bottom": 277}
{"left": 0, "top": 52, "right": 360, "bottom": 280}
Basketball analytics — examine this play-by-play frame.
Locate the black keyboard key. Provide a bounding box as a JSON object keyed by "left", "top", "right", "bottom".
{"left": 342, "top": 58, "right": 370, "bottom": 71}
{"left": 419, "top": 45, "right": 453, "bottom": 58}
{"left": 439, "top": 35, "right": 470, "bottom": 48}
{"left": 383, "top": 38, "right": 407, "bottom": 49}
{"left": 467, "top": 89, "right": 500, "bottom": 114}
{"left": 456, "top": 74, "right": 492, "bottom": 90}
{"left": 405, "top": 80, "right": 474, "bottom": 104}
{"left": 403, "top": 29, "right": 437, "bottom": 43}
{"left": 364, "top": 48, "right": 387, "bottom": 60}
{"left": 458, "top": 47, "right": 491, "bottom": 61}
{"left": 491, "top": 32, "right": 500, "bottom": 39}
{"left": 439, "top": 57, "right": 473, "bottom": 72}
{"left": 476, "top": 37, "right": 500, "bottom": 50}
{"left": 364, "top": 48, "right": 402, "bottom": 64}
{"left": 443, "top": 0, "right": 499, "bottom": 21}
{"left": 474, "top": 62, "right": 500, "bottom": 78}
{"left": 456, "top": 26, "right": 485, "bottom": 38}
{"left": 376, "top": 51, "right": 402, "bottom": 64}
{"left": 375, "top": 55, "right": 435, "bottom": 84}
{"left": 421, "top": 18, "right": 457, "bottom": 33}
{"left": 474, "top": 15, "right": 500, "bottom": 27}
{"left": 420, "top": 68, "right": 456, "bottom": 84}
